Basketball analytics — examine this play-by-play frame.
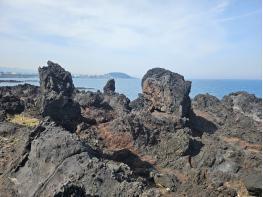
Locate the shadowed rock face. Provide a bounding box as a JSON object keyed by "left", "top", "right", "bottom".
{"left": 38, "top": 61, "right": 81, "bottom": 131}
{"left": 103, "top": 79, "right": 115, "bottom": 94}
{"left": 0, "top": 95, "right": 24, "bottom": 115}
{"left": 39, "top": 61, "right": 74, "bottom": 96}
{"left": 141, "top": 68, "right": 191, "bottom": 117}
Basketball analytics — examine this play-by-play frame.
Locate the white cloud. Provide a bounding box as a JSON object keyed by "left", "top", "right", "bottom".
{"left": 0, "top": 0, "right": 228, "bottom": 52}
{"left": 0, "top": 0, "right": 261, "bottom": 79}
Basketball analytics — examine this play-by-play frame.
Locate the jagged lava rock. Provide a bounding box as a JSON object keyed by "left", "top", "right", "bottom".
{"left": 141, "top": 68, "right": 191, "bottom": 117}
{"left": 0, "top": 95, "right": 24, "bottom": 115}
{"left": 6, "top": 120, "right": 146, "bottom": 197}
{"left": 0, "top": 84, "right": 40, "bottom": 115}
{"left": 222, "top": 91, "right": 262, "bottom": 121}
{"left": 39, "top": 61, "right": 74, "bottom": 96}
{"left": 103, "top": 78, "right": 115, "bottom": 94}
{"left": 38, "top": 61, "right": 81, "bottom": 131}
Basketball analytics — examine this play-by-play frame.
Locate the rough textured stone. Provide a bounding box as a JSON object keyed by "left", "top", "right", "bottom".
{"left": 0, "top": 65, "right": 261, "bottom": 197}
{"left": 242, "top": 171, "right": 262, "bottom": 196}
{"left": 39, "top": 60, "right": 74, "bottom": 96}
{"left": 141, "top": 68, "right": 191, "bottom": 117}
{"left": 153, "top": 173, "right": 179, "bottom": 192}
{"left": 103, "top": 78, "right": 115, "bottom": 94}
{"left": 2, "top": 121, "right": 146, "bottom": 197}
{"left": 39, "top": 61, "right": 81, "bottom": 131}
{"left": 0, "top": 95, "right": 24, "bottom": 115}
{"left": 0, "top": 110, "right": 6, "bottom": 121}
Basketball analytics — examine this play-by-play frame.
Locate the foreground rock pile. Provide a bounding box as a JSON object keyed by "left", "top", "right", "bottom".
{"left": 0, "top": 61, "right": 261, "bottom": 197}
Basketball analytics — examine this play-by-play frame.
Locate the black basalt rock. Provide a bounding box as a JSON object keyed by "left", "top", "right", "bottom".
{"left": 141, "top": 68, "right": 191, "bottom": 118}
{"left": 38, "top": 61, "right": 81, "bottom": 131}
{"left": 103, "top": 79, "right": 115, "bottom": 94}
{"left": 0, "top": 95, "right": 25, "bottom": 115}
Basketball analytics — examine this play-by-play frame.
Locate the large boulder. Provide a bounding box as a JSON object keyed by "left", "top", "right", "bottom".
{"left": 38, "top": 61, "right": 81, "bottom": 131}
{"left": 103, "top": 79, "right": 115, "bottom": 94}
{"left": 39, "top": 61, "right": 74, "bottom": 96}
{"left": 141, "top": 68, "right": 191, "bottom": 118}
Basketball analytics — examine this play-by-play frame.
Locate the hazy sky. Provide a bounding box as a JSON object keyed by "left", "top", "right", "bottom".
{"left": 0, "top": 0, "right": 261, "bottom": 79}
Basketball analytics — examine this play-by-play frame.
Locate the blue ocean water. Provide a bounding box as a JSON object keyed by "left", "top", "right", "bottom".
{"left": 0, "top": 77, "right": 261, "bottom": 100}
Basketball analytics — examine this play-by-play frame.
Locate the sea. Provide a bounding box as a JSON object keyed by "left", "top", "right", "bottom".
{"left": 0, "top": 77, "right": 261, "bottom": 100}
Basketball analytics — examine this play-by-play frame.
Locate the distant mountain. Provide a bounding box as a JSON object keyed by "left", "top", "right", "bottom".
{"left": 74, "top": 72, "right": 135, "bottom": 79}
{"left": 0, "top": 67, "right": 36, "bottom": 74}
{"left": 104, "top": 72, "right": 133, "bottom": 79}
{"left": 0, "top": 67, "right": 135, "bottom": 79}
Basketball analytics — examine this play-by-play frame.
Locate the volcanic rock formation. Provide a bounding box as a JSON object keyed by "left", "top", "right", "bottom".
{"left": 38, "top": 61, "right": 81, "bottom": 131}
{"left": 141, "top": 68, "right": 191, "bottom": 116}
{"left": 0, "top": 62, "right": 261, "bottom": 197}
{"left": 103, "top": 78, "right": 115, "bottom": 94}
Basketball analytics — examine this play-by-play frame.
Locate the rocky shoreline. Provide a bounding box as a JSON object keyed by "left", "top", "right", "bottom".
{"left": 0, "top": 61, "right": 261, "bottom": 197}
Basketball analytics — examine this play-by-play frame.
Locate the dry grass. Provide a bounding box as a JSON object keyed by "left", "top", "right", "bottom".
{"left": 8, "top": 114, "right": 39, "bottom": 127}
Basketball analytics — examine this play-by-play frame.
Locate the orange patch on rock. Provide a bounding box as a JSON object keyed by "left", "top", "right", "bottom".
{"left": 97, "top": 124, "right": 135, "bottom": 152}
{"left": 97, "top": 123, "right": 188, "bottom": 184}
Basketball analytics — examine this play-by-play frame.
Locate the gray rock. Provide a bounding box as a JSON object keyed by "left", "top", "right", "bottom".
{"left": 7, "top": 122, "right": 146, "bottom": 197}
{"left": 103, "top": 79, "right": 115, "bottom": 94}
{"left": 0, "top": 84, "right": 40, "bottom": 116}
{"left": 243, "top": 171, "right": 262, "bottom": 196}
{"left": 0, "top": 110, "right": 6, "bottom": 121}
{"left": 0, "top": 95, "right": 24, "bottom": 115}
{"left": 141, "top": 68, "right": 191, "bottom": 117}
{"left": 39, "top": 61, "right": 81, "bottom": 131}
{"left": 222, "top": 91, "right": 262, "bottom": 121}
{"left": 158, "top": 129, "right": 192, "bottom": 157}
{"left": 153, "top": 173, "right": 179, "bottom": 192}
{"left": 39, "top": 60, "right": 74, "bottom": 96}
{"left": 74, "top": 91, "right": 104, "bottom": 108}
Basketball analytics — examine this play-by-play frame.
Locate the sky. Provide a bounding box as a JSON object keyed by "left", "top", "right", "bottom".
{"left": 0, "top": 0, "right": 261, "bottom": 79}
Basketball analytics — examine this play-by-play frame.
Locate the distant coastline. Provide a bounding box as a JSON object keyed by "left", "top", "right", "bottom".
{"left": 0, "top": 70, "right": 135, "bottom": 79}
{"left": 72, "top": 72, "right": 135, "bottom": 79}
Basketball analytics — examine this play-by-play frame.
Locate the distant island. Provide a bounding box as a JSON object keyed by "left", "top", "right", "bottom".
{"left": 73, "top": 72, "right": 134, "bottom": 79}
{"left": 0, "top": 67, "right": 135, "bottom": 79}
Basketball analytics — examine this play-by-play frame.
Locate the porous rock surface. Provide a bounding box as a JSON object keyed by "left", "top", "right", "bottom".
{"left": 103, "top": 78, "right": 115, "bottom": 94}
{"left": 141, "top": 68, "right": 191, "bottom": 117}
{"left": 0, "top": 62, "right": 261, "bottom": 197}
{"left": 38, "top": 61, "right": 81, "bottom": 131}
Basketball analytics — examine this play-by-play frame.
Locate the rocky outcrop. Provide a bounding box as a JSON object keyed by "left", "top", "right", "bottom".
{"left": 0, "top": 63, "right": 261, "bottom": 196}
{"left": 39, "top": 61, "right": 81, "bottom": 131}
{"left": 191, "top": 92, "right": 262, "bottom": 143}
{"left": 103, "top": 78, "right": 115, "bottom": 94}
{"left": 0, "top": 84, "right": 40, "bottom": 116}
{"left": 75, "top": 82, "right": 131, "bottom": 123}
{"left": 1, "top": 120, "right": 147, "bottom": 197}
{"left": 141, "top": 68, "right": 191, "bottom": 117}
{"left": 0, "top": 95, "right": 24, "bottom": 115}
{"left": 222, "top": 91, "right": 262, "bottom": 121}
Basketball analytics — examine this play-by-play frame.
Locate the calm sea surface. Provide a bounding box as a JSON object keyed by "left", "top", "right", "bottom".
{"left": 0, "top": 77, "right": 261, "bottom": 100}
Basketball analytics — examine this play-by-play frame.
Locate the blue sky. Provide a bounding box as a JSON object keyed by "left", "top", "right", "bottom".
{"left": 0, "top": 0, "right": 261, "bottom": 79}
